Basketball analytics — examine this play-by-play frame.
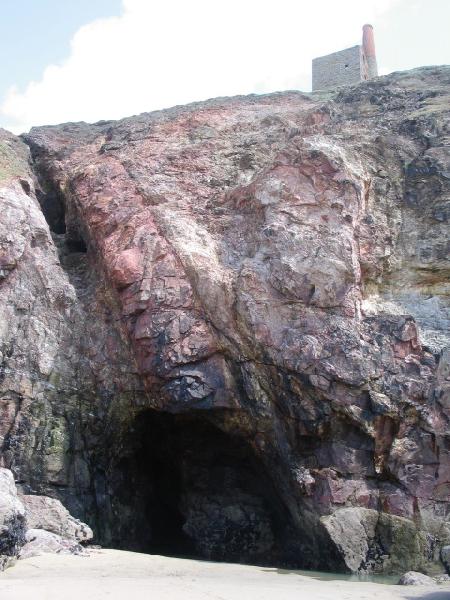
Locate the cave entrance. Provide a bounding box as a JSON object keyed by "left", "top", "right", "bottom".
{"left": 112, "top": 410, "right": 288, "bottom": 565}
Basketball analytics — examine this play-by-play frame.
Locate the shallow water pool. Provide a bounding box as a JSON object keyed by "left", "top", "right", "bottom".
{"left": 263, "top": 567, "right": 400, "bottom": 585}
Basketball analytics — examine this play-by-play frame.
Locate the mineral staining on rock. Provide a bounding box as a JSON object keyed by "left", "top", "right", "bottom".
{"left": 0, "top": 66, "right": 449, "bottom": 574}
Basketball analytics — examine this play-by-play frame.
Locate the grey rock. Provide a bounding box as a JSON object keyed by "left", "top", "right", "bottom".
{"left": 22, "top": 495, "right": 93, "bottom": 542}
{"left": 441, "top": 545, "right": 450, "bottom": 574}
{"left": 398, "top": 571, "right": 435, "bottom": 586}
{"left": 18, "top": 528, "right": 85, "bottom": 560}
{"left": 321, "top": 508, "right": 433, "bottom": 573}
{"left": 0, "top": 468, "right": 26, "bottom": 565}
{"left": 0, "top": 555, "right": 16, "bottom": 570}
{"left": 321, "top": 508, "right": 379, "bottom": 572}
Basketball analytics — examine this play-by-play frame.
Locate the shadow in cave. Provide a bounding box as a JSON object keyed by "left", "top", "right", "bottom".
{"left": 33, "top": 164, "right": 88, "bottom": 256}
{"left": 36, "top": 183, "right": 67, "bottom": 235}
{"left": 109, "top": 410, "right": 292, "bottom": 566}
{"left": 32, "top": 168, "right": 92, "bottom": 296}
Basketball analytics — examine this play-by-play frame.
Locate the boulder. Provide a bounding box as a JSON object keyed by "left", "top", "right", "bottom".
{"left": 441, "top": 545, "right": 450, "bottom": 574}
{"left": 0, "top": 468, "right": 26, "bottom": 568}
{"left": 18, "top": 529, "right": 85, "bottom": 560}
{"left": 376, "top": 513, "right": 431, "bottom": 574}
{"left": 321, "top": 507, "right": 432, "bottom": 573}
{"left": 22, "top": 494, "right": 93, "bottom": 542}
{"left": 320, "top": 508, "right": 379, "bottom": 572}
{"left": 398, "top": 571, "right": 435, "bottom": 586}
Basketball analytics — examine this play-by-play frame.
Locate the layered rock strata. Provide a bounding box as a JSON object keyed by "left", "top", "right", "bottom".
{"left": 0, "top": 66, "right": 449, "bottom": 573}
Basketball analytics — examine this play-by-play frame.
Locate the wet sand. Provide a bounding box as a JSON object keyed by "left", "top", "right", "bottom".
{"left": 0, "top": 549, "right": 449, "bottom": 600}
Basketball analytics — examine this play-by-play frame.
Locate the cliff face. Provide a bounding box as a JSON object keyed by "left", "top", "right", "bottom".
{"left": 0, "top": 66, "right": 449, "bottom": 573}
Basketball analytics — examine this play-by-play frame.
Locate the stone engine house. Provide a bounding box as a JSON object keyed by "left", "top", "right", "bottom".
{"left": 312, "top": 24, "right": 378, "bottom": 91}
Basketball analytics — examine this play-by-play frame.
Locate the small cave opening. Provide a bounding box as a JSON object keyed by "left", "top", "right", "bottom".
{"left": 34, "top": 179, "right": 88, "bottom": 256}
{"left": 106, "top": 410, "right": 293, "bottom": 566}
{"left": 36, "top": 184, "right": 67, "bottom": 235}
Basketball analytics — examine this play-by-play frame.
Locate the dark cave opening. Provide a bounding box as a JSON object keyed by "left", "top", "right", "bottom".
{"left": 109, "top": 410, "right": 291, "bottom": 565}
{"left": 35, "top": 183, "right": 89, "bottom": 256}
{"left": 31, "top": 162, "right": 88, "bottom": 255}
{"left": 36, "top": 185, "right": 67, "bottom": 235}
{"left": 65, "top": 236, "right": 87, "bottom": 254}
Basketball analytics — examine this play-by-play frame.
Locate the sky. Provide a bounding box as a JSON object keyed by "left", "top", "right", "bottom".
{"left": 0, "top": 0, "right": 449, "bottom": 134}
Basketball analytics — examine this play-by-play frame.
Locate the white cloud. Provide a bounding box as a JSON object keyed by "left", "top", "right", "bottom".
{"left": 1, "top": 0, "right": 401, "bottom": 133}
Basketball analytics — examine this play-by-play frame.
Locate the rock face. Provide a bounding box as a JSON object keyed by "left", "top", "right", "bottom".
{"left": 0, "top": 66, "right": 449, "bottom": 573}
{"left": 0, "top": 469, "right": 25, "bottom": 567}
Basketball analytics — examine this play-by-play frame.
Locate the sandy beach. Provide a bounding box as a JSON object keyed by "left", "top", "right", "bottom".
{"left": 0, "top": 550, "right": 448, "bottom": 600}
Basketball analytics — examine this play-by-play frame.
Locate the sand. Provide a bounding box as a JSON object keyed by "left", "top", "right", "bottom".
{"left": 0, "top": 549, "right": 449, "bottom": 600}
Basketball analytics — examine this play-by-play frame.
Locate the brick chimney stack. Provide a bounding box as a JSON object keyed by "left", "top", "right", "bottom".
{"left": 362, "top": 24, "right": 378, "bottom": 78}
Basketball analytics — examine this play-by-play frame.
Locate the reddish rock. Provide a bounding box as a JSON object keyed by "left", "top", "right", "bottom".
{"left": 111, "top": 248, "right": 144, "bottom": 289}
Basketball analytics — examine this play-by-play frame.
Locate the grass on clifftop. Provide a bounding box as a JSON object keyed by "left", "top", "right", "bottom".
{"left": 0, "top": 138, "right": 29, "bottom": 183}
